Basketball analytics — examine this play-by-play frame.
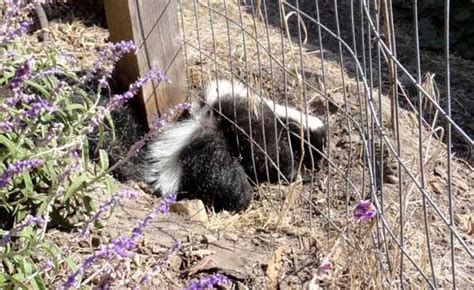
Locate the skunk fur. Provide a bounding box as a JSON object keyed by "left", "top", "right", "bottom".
{"left": 140, "top": 79, "right": 326, "bottom": 212}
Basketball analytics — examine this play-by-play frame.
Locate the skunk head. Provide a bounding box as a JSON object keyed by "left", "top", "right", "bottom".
{"left": 192, "top": 79, "right": 252, "bottom": 119}
{"left": 197, "top": 79, "right": 327, "bottom": 182}
{"left": 265, "top": 99, "right": 326, "bottom": 169}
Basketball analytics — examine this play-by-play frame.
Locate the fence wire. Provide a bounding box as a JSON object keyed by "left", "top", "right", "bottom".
{"left": 177, "top": 0, "right": 473, "bottom": 288}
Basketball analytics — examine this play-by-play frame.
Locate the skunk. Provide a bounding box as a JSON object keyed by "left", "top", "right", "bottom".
{"left": 140, "top": 79, "right": 326, "bottom": 212}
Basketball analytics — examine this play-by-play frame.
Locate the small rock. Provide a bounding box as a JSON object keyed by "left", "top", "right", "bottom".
{"left": 429, "top": 180, "right": 445, "bottom": 195}
{"left": 202, "top": 234, "right": 217, "bottom": 244}
{"left": 169, "top": 255, "right": 182, "bottom": 271}
{"left": 224, "top": 232, "right": 239, "bottom": 242}
{"left": 188, "top": 247, "right": 249, "bottom": 280}
{"left": 385, "top": 174, "right": 398, "bottom": 184}
{"left": 91, "top": 235, "right": 101, "bottom": 248}
{"left": 170, "top": 199, "right": 208, "bottom": 223}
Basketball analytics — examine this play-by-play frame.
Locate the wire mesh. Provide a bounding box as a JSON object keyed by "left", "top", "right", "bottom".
{"left": 177, "top": 0, "right": 473, "bottom": 288}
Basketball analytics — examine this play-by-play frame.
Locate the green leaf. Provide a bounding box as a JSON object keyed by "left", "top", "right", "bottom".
{"left": 97, "top": 122, "right": 105, "bottom": 149}
{"left": 21, "top": 171, "right": 34, "bottom": 197}
{"left": 82, "top": 138, "right": 90, "bottom": 171}
{"left": 82, "top": 195, "right": 94, "bottom": 213}
{"left": 0, "top": 273, "right": 8, "bottom": 285}
{"left": 45, "top": 159, "right": 58, "bottom": 187}
{"left": 64, "top": 173, "right": 88, "bottom": 200}
{"left": 65, "top": 103, "right": 87, "bottom": 113}
{"left": 31, "top": 275, "right": 46, "bottom": 290}
{"left": 105, "top": 176, "right": 116, "bottom": 193}
{"left": 104, "top": 110, "right": 116, "bottom": 141}
{"left": 64, "top": 255, "right": 78, "bottom": 272}
{"left": 24, "top": 80, "right": 50, "bottom": 98}
{"left": 17, "top": 256, "right": 34, "bottom": 276}
{"left": 8, "top": 274, "right": 29, "bottom": 290}
{"left": 0, "top": 134, "right": 16, "bottom": 155}
{"left": 40, "top": 242, "right": 60, "bottom": 265}
{"left": 99, "top": 149, "right": 109, "bottom": 171}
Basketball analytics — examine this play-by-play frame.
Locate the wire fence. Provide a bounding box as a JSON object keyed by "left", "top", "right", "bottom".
{"left": 177, "top": 0, "right": 473, "bottom": 288}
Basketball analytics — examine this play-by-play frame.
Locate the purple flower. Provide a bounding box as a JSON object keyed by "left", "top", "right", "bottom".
{"left": 318, "top": 258, "right": 333, "bottom": 273}
{"left": 1, "top": 215, "right": 46, "bottom": 246}
{"left": 64, "top": 197, "right": 176, "bottom": 289}
{"left": 85, "top": 70, "right": 171, "bottom": 134}
{"left": 57, "top": 147, "right": 83, "bottom": 184}
{"left": 65, "top": 54, "right": 77, "bottom": 64}
{"left": 353, "top": 200, "right": 377, "bottom": 222}
{"left": 110, "top": 236, "right": 138, "bottom": 257}
{"left": 0, "top": 159, "right": 44, "bottom": 188}
{"left": 86, "top": 107, "right": 107, "bottom": 133}
{"left": 139, "top": 241, "right": 182, "bottom": 285}
{"left": 42, "top": 259, "right": 54, "bottom": 272}
{"left": 88, "top": 40, "right": 138, "bottom": 81}
{"left": 10, "top": 59, "right": 33, "bottom": 90}
{"left": 3, "top": 92, "right": 36, "bottom": 109}
{"left": 105, "top": 69, "right": 170, "bottom": 112}
{"left": 21, "top": 98, "right": 56, "bottom": 119}
{"left": 63, "top": 238, "right": 133, "bottom": 289}
{"left": 0, "top": 3, "right": 33, "bottom": 45}
{"left": 129, "top": 194, "right": 176, "bottom": 241}
{"left": 32, "top": 67, "right": 64, "bottom": 80}
{"left": 159, "top": 193, "right": 177, "bottom": 214}
{"left": 126, "top": 102, "right": 192, "bottom": 158}
{"left": 185, "top": 273, "right": 231, "bottom": 290}
{"left": 0, "top": 121, "right": 14, "bottom": 133}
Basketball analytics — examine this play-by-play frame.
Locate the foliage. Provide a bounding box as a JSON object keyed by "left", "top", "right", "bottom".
{"left": 0, "top": 1, "right": 176, "bottom": 288}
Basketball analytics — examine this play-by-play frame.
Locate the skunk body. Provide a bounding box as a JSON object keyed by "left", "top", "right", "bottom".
{"left": 141, "top": 79, "right": 326, "bottom": 212}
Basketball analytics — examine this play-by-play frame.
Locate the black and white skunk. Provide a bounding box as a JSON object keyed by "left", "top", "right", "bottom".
{"left": 140, "top": 79, "right": 326, "bottom": 212}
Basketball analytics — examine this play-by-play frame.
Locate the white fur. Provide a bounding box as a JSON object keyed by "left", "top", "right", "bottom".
{"left": 205, "top": 79, "right": 249, "bottom": 105}
{"left": 201, "top": 79, "right": 325, "bottom": 131}
{"left": 142, "top": 119, "right": 202, "bottom": 194}
{"left": 193, "top": 79, "right": 250, "bottom": 121}
{"left": 263, "top": 99, "right": 325, "bottom": 131}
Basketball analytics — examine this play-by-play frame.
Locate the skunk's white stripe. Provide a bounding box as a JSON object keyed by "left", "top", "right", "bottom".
{"left": 199, "top": 78, "right": 324, "bottom": 130}
{"left": 142, "top": 119, "right": 202, "bottom": 194}
{"left": 204, "top": 79, "right": 249, "bottom": 106}
{"left": 263, "top": 99, "right": 325, "bottom": 130}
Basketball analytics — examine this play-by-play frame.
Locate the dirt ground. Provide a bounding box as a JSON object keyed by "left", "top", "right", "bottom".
{"left": 23, "top": 0, "right": 473, "bottom": 289}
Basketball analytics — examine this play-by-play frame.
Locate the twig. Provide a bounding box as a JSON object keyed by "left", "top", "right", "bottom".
{"left": 33, "top": 2, "right": 49, "bottom": 42}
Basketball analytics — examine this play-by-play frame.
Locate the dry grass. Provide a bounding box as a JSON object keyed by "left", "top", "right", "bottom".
{"left": 23, "top": 20, "right": 108, "bottom": 68}
{"left": 179, "top": 0, "right": 473, "bottom": 288}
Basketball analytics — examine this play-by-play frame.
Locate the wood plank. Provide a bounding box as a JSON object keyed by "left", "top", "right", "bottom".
{"left": 104, "top": 0, "right": 188, "bottom": 128}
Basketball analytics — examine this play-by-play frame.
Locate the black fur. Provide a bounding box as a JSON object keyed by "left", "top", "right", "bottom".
{"left": 204, "top": 98, "right": 326, "bottom": 185}
{"left": 178, "top": 124, "right": 253, "bottom": 212}
{"left": 213, "top": 98, "right": 297, "bottom": 184}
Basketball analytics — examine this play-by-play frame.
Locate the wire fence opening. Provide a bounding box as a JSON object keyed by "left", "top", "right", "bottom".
{"left": 174, "top": 0, "right": 473, "bottom": 288}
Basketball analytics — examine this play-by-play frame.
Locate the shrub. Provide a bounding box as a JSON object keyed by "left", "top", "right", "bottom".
{"left": 0, "top": 1, "right": 174, "bottom": 287}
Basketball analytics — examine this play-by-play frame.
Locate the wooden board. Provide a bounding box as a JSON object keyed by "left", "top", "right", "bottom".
{"left": 104, "top": 0, "right": 188, "bottom": 128}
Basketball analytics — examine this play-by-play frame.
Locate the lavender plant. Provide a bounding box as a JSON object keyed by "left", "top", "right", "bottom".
{"left": 0, "top": 1, "right": 183, "bottom": 287}
{"left": 63, "top": 193, "right": 178, "bottom": 289}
